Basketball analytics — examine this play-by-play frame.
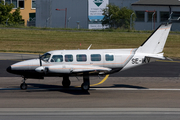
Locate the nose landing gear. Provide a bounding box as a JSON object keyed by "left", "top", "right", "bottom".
{"left": 20, "top": 78, "right": 27, "bottom": 90}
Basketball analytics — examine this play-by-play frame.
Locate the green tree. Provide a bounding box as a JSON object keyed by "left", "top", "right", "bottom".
{"left": 12, "top": 7, "right": 22, "bottom": 24}
{"left": 102, "top": 4, "right": 136, "bottom": 29}
{"left": 0, "top": 1, "right": 14, "bottom": 24}
{"left": 0, "top": 1, "right": 23, "bottom": 25}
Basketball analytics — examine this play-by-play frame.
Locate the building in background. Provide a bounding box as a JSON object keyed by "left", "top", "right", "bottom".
{"left": 132, "top": 0, "right": 180, "bottom": 31}
{"left": 36, "top": 0, "right": 180, "bottom": 31}
{"left": 2, "top": 0, "right": 36, "bottom": 25}
{"left": 36, "top": 0, "right": 88, "bottom": 28}
{"left": 36, "top": 0, "right": 137, "bottom": 29}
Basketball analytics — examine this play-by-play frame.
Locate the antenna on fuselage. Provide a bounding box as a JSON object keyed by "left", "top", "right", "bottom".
{"left": 87, "top": 44, "right": 92, "bottom": 50}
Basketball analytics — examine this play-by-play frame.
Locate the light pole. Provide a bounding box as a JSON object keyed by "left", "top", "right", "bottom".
{"left": 168, "top": 12, "right": 173, "bottom": 22}
{"left": 130, "top": 13, "right": 134, "bottom": 30}
{"left": 146, "top": 10, "right": 156, "bottom": 30}
{"left": 76, "top": 21, "right": 80, "bottom": 29}
{"left": 55, "top": 8, "right": 67, "bottom": 28}
{"left": 46, "top": 17, "right": 49, "bottom": 27}
{"left": 6, "top": 18, "right": 9, "bottom": 26}
{"left": 67, "top": 17, "right": 71, "bottom": 28}
{"left": 152, "top": 11, "right": 156, "bottom": 30}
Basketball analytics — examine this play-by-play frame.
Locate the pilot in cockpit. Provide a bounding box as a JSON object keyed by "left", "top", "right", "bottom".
{"left": 51, "top": 55, "right": 62, "bottom": 62}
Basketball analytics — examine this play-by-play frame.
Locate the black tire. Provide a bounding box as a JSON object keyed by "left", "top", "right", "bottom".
{"left": 62, "top": 80, "right": 71, "bottom": 88}
{"left": 81, "top": 83, "right": 89, "bottom": 91}
{"left": 20, "top": 83, "right": 27, "bottom": 90}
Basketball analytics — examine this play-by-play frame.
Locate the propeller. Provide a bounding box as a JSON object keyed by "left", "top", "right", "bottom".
{"left": 36, "top": 54, "right": 49, "bottom": 74}
{"left": 39, "top": 54, "right": 42, "bottom": 66}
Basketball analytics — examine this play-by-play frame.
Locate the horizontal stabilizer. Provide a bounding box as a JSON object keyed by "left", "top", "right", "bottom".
{"left": 145, "top": 53, "right": 165, "bottom": 60}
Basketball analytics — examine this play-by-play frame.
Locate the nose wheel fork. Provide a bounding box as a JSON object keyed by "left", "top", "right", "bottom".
{"left": 20, "top": 78, "right": 27, "bottom": 90}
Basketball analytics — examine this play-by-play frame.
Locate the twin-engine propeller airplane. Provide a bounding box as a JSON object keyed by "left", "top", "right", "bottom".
{"left": 7, "top": 23, "right": 172, "bottom": 91}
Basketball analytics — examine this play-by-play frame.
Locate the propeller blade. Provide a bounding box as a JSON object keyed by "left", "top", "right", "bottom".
{"left": 39, "top": 54, "right": 42, "bottom": 66}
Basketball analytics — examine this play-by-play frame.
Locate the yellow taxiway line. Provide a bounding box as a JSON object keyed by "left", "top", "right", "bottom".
{"left": 75, "top": 74, "right": 109, "bottom": 88}
{"left": 90, "top": 74, "right": 109, "bottom": 87}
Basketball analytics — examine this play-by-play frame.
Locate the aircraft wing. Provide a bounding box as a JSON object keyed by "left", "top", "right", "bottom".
{"left": 35, "top": 65, "right": 112, "bottom": 74}
{"left": 72, "top": 66, "right": 112, "bottom": 73}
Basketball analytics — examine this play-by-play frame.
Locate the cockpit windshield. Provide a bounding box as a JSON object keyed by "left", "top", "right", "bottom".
{"left": 40, "top": 53, "right": 51, "bottom": 62}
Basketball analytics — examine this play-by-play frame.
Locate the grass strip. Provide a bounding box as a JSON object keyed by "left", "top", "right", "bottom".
{"left": 0, "top": 28, "right": 179, "bottom": 58}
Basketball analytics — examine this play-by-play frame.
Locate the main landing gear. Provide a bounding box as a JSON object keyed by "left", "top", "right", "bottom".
{"left": 62, "top": 76, "right": 71, "bottom": 88}
{"left": 81, "top": 73, "right": 90, "bottom": 91}
{"left": 19, "top": 73, "right": 90, "bottom": 91}
{"left": 62, "top": 73, "right": 90, "bottom": 91}
{"left": 20, "top": 78, "right": 27, "bottom": 90}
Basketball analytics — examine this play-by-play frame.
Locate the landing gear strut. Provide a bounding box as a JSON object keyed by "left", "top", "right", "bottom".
{"left": 81, "top": 72, "right": 90, "bottom": 91}
{"left": 20, "top": 78, "right": 27, "bottom": 90}
{"left": 62, "top": 75, "right": 71, "bottom": 88}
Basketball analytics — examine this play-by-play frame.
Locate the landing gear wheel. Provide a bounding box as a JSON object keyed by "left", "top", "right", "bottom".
{"left": 62, "top": 80, "right": 71, "bottom": 88}
{"left": 81, "top": 83, "right": 90, "bottom": 91}
{"left": 20, "top": 83, "right": 27, "bottom": 90}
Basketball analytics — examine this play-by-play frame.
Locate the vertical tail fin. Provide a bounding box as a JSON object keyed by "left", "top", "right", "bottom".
{"left": 137, "top": 23, "right": 172, "bottom": 54}
{"left": 121, "top": 23, "right": 172, "bottom": 71}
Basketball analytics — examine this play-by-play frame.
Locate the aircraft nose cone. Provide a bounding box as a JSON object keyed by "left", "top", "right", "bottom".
{"left": 6, "top": 66, "right": 12, "bottom": 73}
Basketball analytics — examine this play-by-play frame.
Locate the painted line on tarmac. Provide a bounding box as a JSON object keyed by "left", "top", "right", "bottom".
{"left": 75, "top": 74, "right": 109, "bottom": 88}
{"left": 0, "top": 108, "right": 180, "bottom": 116}
{"left": 1, "top": 87, "right": 180, "bottom": 91}
{"left": 92, "top": 88, "right": 180, "bottom": 91}
{"left": 90, "top": 74, "right": 109, "bottom": 86}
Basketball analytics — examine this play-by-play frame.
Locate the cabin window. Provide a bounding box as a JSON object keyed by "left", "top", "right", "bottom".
{"left": 41, "top": 53, "right": 51, "bottom": 62}
{"left": 65, "top": 54, "right": 73, "bottom": 62}
{"left": 105, "top": 54, "right": 114, "bottom": 61}
{"left": 76, "top": 54, "right": 87, "bottom": 62}
{"left": 51, "top": 55, "right": 63, "bottom": 62}
{"left": 91, "top": 54, "right": 101, "bottom": 61}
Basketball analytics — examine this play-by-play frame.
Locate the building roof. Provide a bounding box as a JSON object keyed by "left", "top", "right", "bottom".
{"left": 132, "top": 0, "right": 180, "bottom": 6}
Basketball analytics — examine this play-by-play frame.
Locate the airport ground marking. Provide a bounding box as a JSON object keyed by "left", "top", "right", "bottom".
{"left": 75, "top": 74, "right": 109, "bottom": 88}
{"left": 90, "top": 74, "right": 109, "bottom": 87}
{"left": 91, "top": 88, "right": 180, "bottom": 91}
{"left": 2, "top": 87, "right": 180, "bottom": 91}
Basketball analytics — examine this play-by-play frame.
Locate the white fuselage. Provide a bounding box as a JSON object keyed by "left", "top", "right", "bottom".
{"left": 9, "top": 48, "right": 136, "bottom": 77}
{"left": 46, "top": 49, "right": 135, "bottom": 68}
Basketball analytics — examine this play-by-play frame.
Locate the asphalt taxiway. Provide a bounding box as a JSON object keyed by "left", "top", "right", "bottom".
{"left": 0, "top": 53, "right": 180, "bottom": 119}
